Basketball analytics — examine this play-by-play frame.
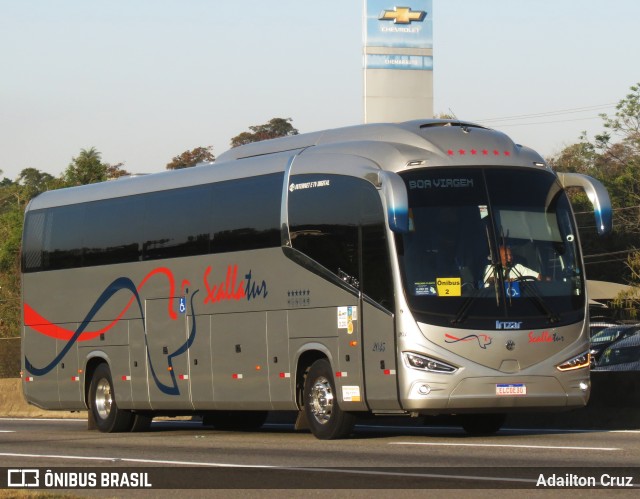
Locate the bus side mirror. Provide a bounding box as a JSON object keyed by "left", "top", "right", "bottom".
{"left": 557, "top": 172, "right": 613, "bottom": 236}
{"left": 380, "top": 171, "right": 409, "bottom": 233}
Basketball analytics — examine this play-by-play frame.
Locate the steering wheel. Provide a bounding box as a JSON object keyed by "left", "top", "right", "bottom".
{"left": 515, "top": 275, "right": 538, "bottom": 282}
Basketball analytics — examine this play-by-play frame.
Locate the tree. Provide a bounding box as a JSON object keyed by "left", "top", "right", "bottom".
{"left": 599, "top": 82, "right": 640, "bottom": 148}
{"left": 166, "top": 146, "right": 215, "bottom": 170}
{"left": 614, "top": 252, "right": 640, "bottom": 319}
{"left": 230, "top": 118, "right": 298, "bottom": 148}
{"left": 63, "top": 147, "right": 129, "bottom": 186}
{"left": 18, "top": 168, "right": 57, "bottom": 199}
{"left": 0, "top": 181, "right": 31, "bottom": 337}
{"left": 549, "top": 82, "right": 640, "bottom": 315}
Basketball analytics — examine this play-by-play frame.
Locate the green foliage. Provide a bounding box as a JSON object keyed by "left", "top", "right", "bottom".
{"left": 613, "top": 252, "right": 640, "bottom": 319}
{"left": 166, "top": 146, "right": 215, "bottom": 170}
{"left": 0, "top": 147, "right": 128, "bottom": 337}
{"left": 0, "top": 184, "right": 29, "bottom": 337}
{"left": 63, "top": 147, "right": 129, "bottom": 186}
{"left": 549, "top": 82, "right": 640, "bottom": 303}
{"left": 599, "top": 83, "right": 640, "bottom": 147}
{"left": 230, "top": 117, "right": 298, "bottom": 148}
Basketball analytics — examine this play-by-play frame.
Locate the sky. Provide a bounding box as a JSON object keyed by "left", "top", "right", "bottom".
{"left": 1, "top": 0, "right": 639, "bottom": 180}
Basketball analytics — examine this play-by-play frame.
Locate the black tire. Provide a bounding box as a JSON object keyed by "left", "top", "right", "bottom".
{"left": 202, "top": 411, "right": 268, "bottom": 431}
{"left": 460, "top": 413, "right": 506, "bottom": 436}
{"left": 130, "top": 413, "right": 153, "bottom": 432}
{"left": 89, "top": 363, "right": 133, "bottom": 433}
{"left": 303, "top": 359, "right": 356, "bottom": 440}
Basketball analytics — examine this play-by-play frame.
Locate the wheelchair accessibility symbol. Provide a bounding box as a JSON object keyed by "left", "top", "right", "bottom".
{"left": 504, "top": 282, "right": 521, "bottom": 298}
{"left": 179, "top": 297, "right": 186, "bottom": 314}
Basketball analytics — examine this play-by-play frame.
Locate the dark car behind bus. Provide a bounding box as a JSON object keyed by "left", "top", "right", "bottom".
{"left": 593, "top": 333, "right": 640, "bottom": 371}
{"left": 589, "top": 324, "right": 640, "bottom": 366}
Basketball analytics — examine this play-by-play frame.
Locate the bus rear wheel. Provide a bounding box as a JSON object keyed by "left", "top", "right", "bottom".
{"left": 303, "top": 359, "right": 355, "bottom": 440}
{"left": 130, "top": 413, "right": 153, "bottom": 432}
{"left": 460, "top": 413, "right": 506, "bottom": 436}
{"left": 89, "top": 363, "right": 133, "bottom": 433}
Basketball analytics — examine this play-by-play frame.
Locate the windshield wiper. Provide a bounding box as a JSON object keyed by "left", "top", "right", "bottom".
{"left": 508, "top": 266, "right": 561, "bottom": 324}
{"left": 452, "top": 227, "right": 502, "bottom": 325}
{"left": 450, "top": 286, "right": 494, "bottom": 325}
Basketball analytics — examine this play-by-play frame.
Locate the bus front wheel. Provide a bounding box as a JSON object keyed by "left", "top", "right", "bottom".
{"left": 89, "top": 363, "right": 133, "bottom": 433}
{"left": 303, "top": 359, "right": 355, "bottom": 440}
{"left": 460, "top": 413, "right": 506, "bottom": 436}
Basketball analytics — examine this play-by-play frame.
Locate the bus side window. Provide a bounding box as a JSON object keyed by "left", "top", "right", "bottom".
{"left": 288, "top": 174, "right": 393, "bottom": 308}
{"left": 23, "top": 211, "right": 46, "bottom": 272}
{"left": 289, "top": 174, "right": 359, "bottom": 286}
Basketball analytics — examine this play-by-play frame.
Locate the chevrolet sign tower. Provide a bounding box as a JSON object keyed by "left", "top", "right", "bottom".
{"left": 364, "top": 1, "right": 434, "bottom": 122}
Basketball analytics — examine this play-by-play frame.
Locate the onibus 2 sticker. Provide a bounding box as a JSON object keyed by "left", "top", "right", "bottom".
{"left": 436, "top": 277, "right": 461, "bottom": 296}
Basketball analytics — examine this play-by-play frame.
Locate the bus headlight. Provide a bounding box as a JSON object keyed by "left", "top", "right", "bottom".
{"left": 556, "top": 351, "right": 590, "bottom": 371}
{"left": 402, "top": 352, "right": 458, "bottom": 374}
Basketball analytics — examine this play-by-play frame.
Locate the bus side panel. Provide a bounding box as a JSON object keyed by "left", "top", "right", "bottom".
{"left": 128, "top": 319, "right": 151, "bottom": 410}
{"left": 336, "top": 305, "right": 367, "bottom": 411}
{"left": 266, "top": 310, "right": 296, "bottom": 409}
{"left": 211, "top": 312, "right": 269, "bottom": 409}
{"left": 288, "top": 307, "right": 340, "bottom": 340}
{"left": 289, "top": 305, "right": 368, "bottom": 411}
{"left": 145, "top": 298, "right": 193, "bottom": 410}
{"left": 80, "top": 320, "right": 129, "bottom": 348}
{"left": 57, "top": 335, "right": 83, "bottom": 410}
{"left": 189, "top": 314, "right": 215, "bottom": 410}
{"left": 361, "top": 303, "right": 402, "bottom": 411}
{"left": 22, "top": 327, "right": 61, "bottom": 410}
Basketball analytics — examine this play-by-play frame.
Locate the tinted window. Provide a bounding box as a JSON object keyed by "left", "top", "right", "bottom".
{"left": 84, "top": 196, "right": 144, "bottom": 266}
{"left": 142, "top": 185, "right": 211, "bottom": 260}
{"left": 210, "top": 174, "right": 282, "bottom": 253}
{"left": 22, "top": 211, "right": 45, "bottom": 271}
{"left": 22, "top": 173, "right": 283, "bottom": 272}
{"left": 43, "top": 205, "right": 85, "bottom": 270}
{"left": 289, "top": 174, "right": 360, "bottom": 284}
{"left": 399, "top": 167, "right": 585, "bottom": 329}
{"left": 288, "top": 174, "right": 392, "bottom": 307}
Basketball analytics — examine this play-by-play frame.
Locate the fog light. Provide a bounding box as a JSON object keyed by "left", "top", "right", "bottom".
{"left": 417, "top": 384, "right": 431, "bottom": 395}
{"left": 579, "top": 382, "right": 588, "bottom": 392}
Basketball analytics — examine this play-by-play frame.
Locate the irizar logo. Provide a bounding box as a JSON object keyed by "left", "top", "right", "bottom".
{"left": 496, "top": 320, "right": 523, "bottom": 330}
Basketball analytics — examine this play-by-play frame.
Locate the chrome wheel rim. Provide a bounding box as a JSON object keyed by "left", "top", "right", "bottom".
{"left": 95, "top": 378, "right": 113, "bottom": 420}
{"left": 309, "top": 376, "right": 334, "bottom": 425}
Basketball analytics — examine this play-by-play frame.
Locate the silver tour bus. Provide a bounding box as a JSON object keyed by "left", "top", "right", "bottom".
{"left": 21, "top": 120, "right": 612, "bottom": 439}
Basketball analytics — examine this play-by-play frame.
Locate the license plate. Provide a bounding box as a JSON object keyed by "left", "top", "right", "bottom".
{"left": 496, "top": 383, "right": 527, "bottom": 396}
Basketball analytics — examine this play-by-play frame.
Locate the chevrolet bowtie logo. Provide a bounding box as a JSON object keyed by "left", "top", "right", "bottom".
{"left": 379, "top": 6, "right": 427, "bottom": 25}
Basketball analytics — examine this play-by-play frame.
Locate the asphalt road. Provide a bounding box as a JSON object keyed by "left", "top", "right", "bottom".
{"left": 0, "top": 417, "right": 639, "bottom": 496}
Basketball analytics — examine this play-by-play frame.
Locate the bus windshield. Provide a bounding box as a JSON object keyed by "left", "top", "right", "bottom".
{"left": 398, "top": 167, "right": 584, "bottom": 330}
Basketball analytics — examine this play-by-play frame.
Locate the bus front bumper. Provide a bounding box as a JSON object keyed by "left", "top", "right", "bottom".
{"left": 401, "top": 374, "right": 590, "bottom": 413}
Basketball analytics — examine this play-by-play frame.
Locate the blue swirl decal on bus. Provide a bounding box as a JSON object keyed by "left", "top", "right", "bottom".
{"left": 24, "top": 264, "right": 268, "bottom": 395}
